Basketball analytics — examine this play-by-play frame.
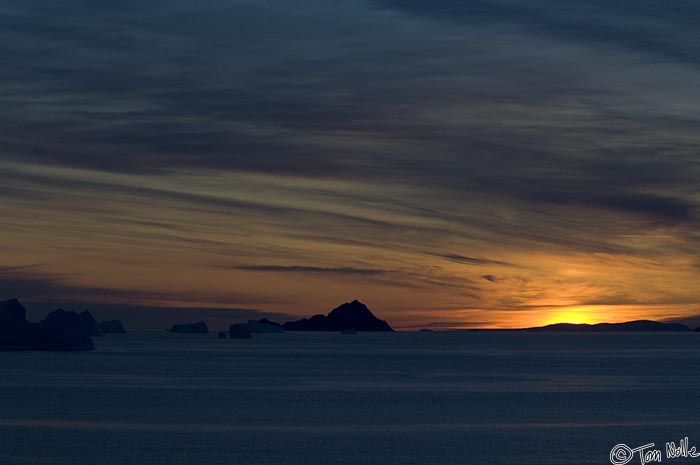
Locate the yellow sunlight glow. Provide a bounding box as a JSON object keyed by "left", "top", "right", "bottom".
{"left": 540, "top": 307, "right": 600, "bottom": 326}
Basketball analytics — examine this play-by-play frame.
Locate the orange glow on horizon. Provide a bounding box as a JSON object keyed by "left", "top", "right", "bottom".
{"left": 404, "top": 304, "right": 700, "bottom": 331}
{"left": 530, "top": 304, "right": 694, "bottom": 329}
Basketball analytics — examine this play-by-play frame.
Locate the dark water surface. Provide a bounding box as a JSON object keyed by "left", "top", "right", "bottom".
{"left": 1, "top": 332, "right": 700, "bottom": 465}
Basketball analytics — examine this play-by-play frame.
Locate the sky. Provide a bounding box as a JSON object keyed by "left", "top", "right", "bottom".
{"left": 1, "top": 0, "right": 699, "bottom": 330}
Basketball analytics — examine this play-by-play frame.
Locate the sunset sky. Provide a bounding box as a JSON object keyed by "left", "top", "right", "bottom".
{"left": 1, "top": 0, "right": 699, "bottom": 329}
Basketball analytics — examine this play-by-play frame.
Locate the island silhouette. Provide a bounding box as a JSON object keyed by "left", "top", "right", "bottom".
{"left": 281, "top": 300, "right": 394, "bottom": 332}
{"left": 218, "top": 300, "right": 392, "bottom": 338}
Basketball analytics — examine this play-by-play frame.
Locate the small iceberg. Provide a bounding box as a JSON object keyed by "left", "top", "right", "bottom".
{"left": 228, "top": 324, "right": 253, "bottom": 339}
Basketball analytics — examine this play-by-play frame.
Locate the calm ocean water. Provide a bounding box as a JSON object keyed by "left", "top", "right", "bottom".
{"left": 1, "top": 331, "right": 700, "bottom": 465}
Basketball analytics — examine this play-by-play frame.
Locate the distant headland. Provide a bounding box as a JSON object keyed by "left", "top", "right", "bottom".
{"left": 524, "top": 320, "right": 692, "bottom": 332}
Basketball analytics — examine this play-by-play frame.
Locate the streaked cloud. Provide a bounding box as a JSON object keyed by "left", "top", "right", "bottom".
{"left": 430, "top": 253, "right": 512, "bottom": 267}
{"left": 1, "top": 0, "right": 699, "bottom": 328}
{"left": 230, "top": 265, "right": 389, "bottom": 276}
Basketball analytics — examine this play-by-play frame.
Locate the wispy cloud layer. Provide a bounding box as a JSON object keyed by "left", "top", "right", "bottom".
{"left": 1, "top": 0, "right": 699, "bottom": 327}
